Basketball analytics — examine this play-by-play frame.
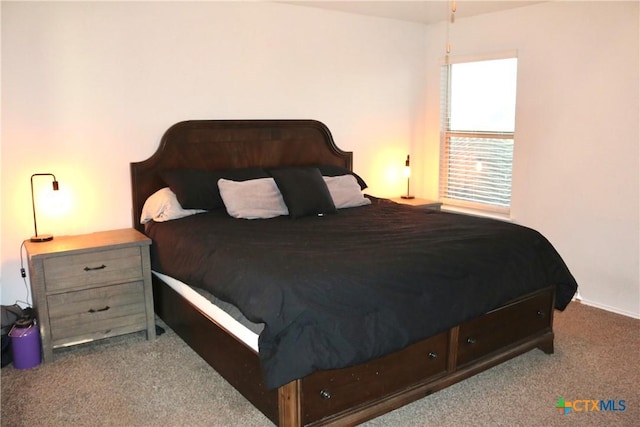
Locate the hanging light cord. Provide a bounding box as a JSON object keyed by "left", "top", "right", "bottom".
{"left": 446, "top": 1, "right": 457, "bottom": 56}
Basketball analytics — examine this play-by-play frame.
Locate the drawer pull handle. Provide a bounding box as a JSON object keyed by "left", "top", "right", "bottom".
{"left": 536, "top": 310, "right": 545, "bottom": 317}
{"left": 466, "top": 337, "right": 477, "bottom": 345}
{"left": 319, "top": 389, "right": 331, "bottom": 399}
{"left": 428, "top": 351, "right": 438, "bottom": 359}
{"left": 84, "top": 264, "right": 107, "bottom": 271}
{"left": 88, "top": 306, "right": 110, "bottom": 313}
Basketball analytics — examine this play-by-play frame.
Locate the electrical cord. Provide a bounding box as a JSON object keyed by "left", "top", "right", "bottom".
{"left": 17, "top": 241, "right": 32, "bottom": 308}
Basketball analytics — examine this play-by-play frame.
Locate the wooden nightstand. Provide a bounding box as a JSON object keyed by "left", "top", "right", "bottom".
{"left": 390, "top": 197, "right": 443, "bottom": 210}
{"left": 24, "top": 228, "right": 155, "bottom": 363}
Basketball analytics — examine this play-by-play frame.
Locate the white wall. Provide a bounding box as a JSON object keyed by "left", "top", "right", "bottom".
{"left": 1, "top": 2, "right": 427, "bottom": 305}
{"left": 421, "top": 1, "right": 639, "bottom": 317}
{"left": 2, "top": 1, "right": 638, "bottom": 319}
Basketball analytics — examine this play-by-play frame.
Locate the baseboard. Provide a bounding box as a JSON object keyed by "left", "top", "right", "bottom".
{"left": 575, "top": 297, "right": 640, "bottom": 320}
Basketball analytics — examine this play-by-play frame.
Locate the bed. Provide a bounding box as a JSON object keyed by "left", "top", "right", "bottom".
{"left": 130, "top": 119, "right": 577, "bottom": 426}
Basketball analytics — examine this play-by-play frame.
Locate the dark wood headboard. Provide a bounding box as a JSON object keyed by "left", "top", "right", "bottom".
{"left": 130, "top": 119, "right": 353, "bottom": 232}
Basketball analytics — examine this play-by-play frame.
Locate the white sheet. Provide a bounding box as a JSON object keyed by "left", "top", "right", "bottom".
{"left": 152, "top": 271, "right": 260, "bottom": 353}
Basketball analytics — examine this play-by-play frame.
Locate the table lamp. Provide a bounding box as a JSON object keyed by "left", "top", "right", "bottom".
{"left": 30, "top": 173, "right": 59, "bottom": 242}
{"left": 401, "top": 155, "right": 414, "bottom": 199}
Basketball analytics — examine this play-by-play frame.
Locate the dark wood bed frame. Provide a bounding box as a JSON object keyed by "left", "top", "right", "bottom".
{"left": 130, "top": 119, "right": 555, "bottom": 426}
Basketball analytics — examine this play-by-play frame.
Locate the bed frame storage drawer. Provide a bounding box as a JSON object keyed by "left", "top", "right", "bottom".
{"left": 300, "top": 331, "right": 448, "bottom": 424}
{"left": 455, "top": 288, "right": 554, "bottom": 367}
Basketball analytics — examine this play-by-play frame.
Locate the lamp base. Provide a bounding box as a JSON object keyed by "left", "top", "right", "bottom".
{"left": 30, "top": 234, "right": 53, "bottom": 243}
{"left": 401, "top": 195, "right": 415, "bottom": 200}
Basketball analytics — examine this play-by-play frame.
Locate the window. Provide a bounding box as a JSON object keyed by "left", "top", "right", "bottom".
{"left": 440, "top": 56, "right": 518, "bottom": 214}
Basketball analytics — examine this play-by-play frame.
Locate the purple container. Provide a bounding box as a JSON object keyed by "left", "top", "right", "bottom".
{"left": 8, "top": 319, "right": 41, "bottom": 369}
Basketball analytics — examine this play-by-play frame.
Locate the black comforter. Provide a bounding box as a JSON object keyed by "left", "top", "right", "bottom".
{"left": 147, "top": 198, "right": 578, "bottom": 389}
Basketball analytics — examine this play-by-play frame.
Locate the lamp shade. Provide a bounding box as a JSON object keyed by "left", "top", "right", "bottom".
{"left": 404, "top": 155, "right": 411, "bottom": 178}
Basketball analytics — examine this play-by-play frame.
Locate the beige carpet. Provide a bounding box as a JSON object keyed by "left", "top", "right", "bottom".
{"left": 2, "top": 302, "right": 638, "bottom": 426}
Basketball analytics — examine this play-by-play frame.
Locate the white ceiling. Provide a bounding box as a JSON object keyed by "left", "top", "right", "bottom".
{"left": 279, "top": 1, "right": 544, "bottom": 25}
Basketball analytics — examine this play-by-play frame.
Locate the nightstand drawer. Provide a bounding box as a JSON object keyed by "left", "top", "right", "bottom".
{"left": 43, "top": 246, "right": 143, "bottom": 292}
{"left": 48, "top": 281, "right": 147, "bottom": 345}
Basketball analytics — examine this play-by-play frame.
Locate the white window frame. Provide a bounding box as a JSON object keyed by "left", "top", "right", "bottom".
{"left": 439, "top": 52, "right": 518, "bottom": 216}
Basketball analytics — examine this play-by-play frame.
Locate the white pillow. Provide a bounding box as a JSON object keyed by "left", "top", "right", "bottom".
{"left": 218, "top": 178, "right": 289, "bottom": 219}
{"left": 323, "top": 175, "right": 371, "bottom": 209}
{"left": 140, "top": 187, "right": 206, "bottom": 224}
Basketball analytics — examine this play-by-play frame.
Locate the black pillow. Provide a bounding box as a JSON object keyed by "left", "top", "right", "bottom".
{"left": 269, "top": 167, "right": 337, "bottom": 218}
{"left": 315, "top": 164, "right": 368, "bottom": 190}
{"left": 160, "top": 167, "right": 269, "bottom": 210}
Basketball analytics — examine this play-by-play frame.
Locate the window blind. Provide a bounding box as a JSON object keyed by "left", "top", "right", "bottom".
{"left": 440, "top": 133, "right": 513, "bottom": 209}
